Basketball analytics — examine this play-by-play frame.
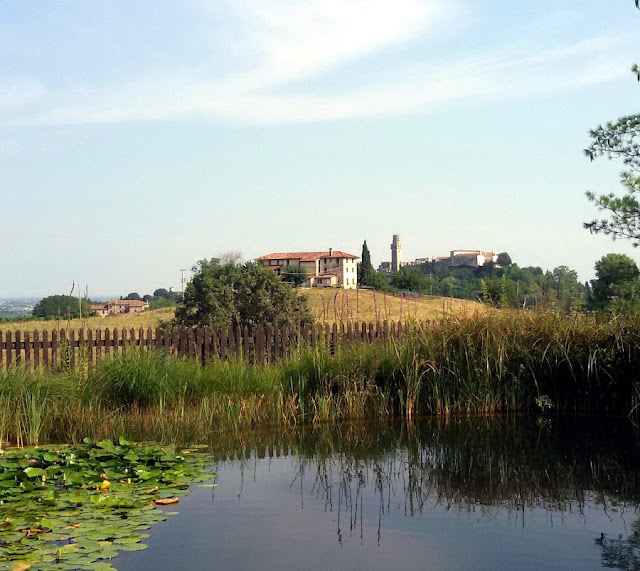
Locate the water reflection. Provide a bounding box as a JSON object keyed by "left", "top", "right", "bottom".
{"left": 120, "top": 417, "right": 640, "bottom": 570}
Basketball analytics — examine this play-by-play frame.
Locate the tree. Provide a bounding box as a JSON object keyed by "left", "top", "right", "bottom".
{"left": 357, "top": 240, "right": 386, "bottom": 289}
{"left": 153, "top": 288, "right": 170, "bottom": 298}
{"left": 283, "top": 265, "right": 307, "bottom": 287}
{"left": 174, "top": 258, "right": 313, "bottom": 329}
{"left": 32, "top": 295, "right": 92, "bottom": 319}
{"left": 124, "top": 292, "right": 142, "bottom": 301}
{"left": 584, "top": 3, "right": 640, "bottom": 244}
{"left": 497, "top": 252, "right": 512, "bottom": 267}
{"left": 590, "top": 253, "right": 640, "bottom": 313}
{"left": 390, "top": 267, "right": 428, "bottom": 291}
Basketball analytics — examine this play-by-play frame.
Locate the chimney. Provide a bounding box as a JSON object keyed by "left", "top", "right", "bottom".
{"left": 329, "top": 247, "right": 333, "bottom": 256}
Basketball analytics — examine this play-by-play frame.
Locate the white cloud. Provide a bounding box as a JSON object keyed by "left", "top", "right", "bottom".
{"left": 0, "top": 1, "right": 633, "bottom": 127}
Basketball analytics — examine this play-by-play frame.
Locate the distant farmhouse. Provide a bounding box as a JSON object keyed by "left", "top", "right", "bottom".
{"left": 257, "top": 249, "right": 359, "bottom": 289}
{"left": 90, "top": 299, "right": 149, "bottom": 317}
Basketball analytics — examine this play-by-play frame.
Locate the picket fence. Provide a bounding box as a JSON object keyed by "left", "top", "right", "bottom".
{"left": 0, "top": 321, "right": 410, "bottom": 372}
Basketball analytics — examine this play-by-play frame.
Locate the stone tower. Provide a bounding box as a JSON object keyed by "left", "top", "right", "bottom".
{"left": 391, "top": 234, "right": 402, "bottom": 273}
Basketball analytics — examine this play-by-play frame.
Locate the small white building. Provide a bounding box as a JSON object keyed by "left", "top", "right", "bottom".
{"left": 256, "top": 249, "right": 359, "bottom": 289}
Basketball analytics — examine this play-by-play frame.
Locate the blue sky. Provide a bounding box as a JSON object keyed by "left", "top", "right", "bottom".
{"left": 1, "top": 0, "right": 639, "bottom": 298}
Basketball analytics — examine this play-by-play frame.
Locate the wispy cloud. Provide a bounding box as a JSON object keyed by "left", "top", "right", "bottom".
{"left": 0, "top": 1, "right": 632, "bottom": 127}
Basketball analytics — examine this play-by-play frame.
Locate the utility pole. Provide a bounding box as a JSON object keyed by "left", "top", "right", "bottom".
{"left": 180, "top": 269, "right": 187, "bottom": 293}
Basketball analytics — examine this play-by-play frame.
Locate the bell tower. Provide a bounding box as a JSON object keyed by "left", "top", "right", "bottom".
{"left": 391, "top": 234, "right": 402, "bottom": 273}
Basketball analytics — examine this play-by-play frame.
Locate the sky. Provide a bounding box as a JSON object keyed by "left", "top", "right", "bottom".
{"left": 1, "top": 0, "right": 639, "bottom": 298}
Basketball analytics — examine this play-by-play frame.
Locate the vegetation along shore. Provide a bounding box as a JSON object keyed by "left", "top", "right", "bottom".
{"left": 1, "top": 310, "right": 638, "bottom": 448}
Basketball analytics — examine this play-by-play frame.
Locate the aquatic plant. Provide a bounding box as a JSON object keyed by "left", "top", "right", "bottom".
{"left": 0, "top": 437, "right": 214, "bottom": 568}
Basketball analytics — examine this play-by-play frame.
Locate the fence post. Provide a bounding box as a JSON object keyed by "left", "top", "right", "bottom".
{"left": 14, "top": 330, "right": 22, "bottom": 366}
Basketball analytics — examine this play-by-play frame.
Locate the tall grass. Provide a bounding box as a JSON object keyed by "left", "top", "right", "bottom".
{"left": 0, "top": 311, "right": 638, "bottom": 447}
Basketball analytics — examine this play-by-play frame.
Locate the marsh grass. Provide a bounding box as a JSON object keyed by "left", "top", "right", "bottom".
{"left": 0, "top": 311, "right": 638, "bottom": 446}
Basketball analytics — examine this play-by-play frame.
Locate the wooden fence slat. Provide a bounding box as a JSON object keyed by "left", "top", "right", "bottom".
{"left": 113, "top": 328, "right": 119, "bottom": 357}
{"left": 33, "top": 330, "right": 40, "bottom": 369}
{"left": 188, "top": 329, "right": 196, "bottom": 360}
{"left": 51, "top": 330, "right": 58, "bottom": 370}
{"left": 87, "top": 329, "right": 93, "bottom": 367}
{"left": 235, "top": 324, "right": 242, "bottom": 357}
{"left": 96, "top": 329, "right": 102, "bottom": 363}
{"left": 14, "top": 330, "right": 21, "bottom": 366}
{"left": 243, "top": 326, "right": 250, "bottom": 359}
{"left": 265, "top": 325, "right": 272, "bottom": 363}
{"left": 42, "top": 330, "right": 49, "bottom": 369}
{"left": 23, "top": 331, "right": 31, "bottom": 370}
{"left": 104, "top": 329, "right": 110, "bottom": 360}
{"left": 5, "top": 331, "right": 13, "bottom": 368}
{"left": 70, "top": 330, "right": 76, "bottom": 369}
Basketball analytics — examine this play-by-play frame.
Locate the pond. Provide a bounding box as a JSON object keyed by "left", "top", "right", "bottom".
{"left": 116, "top": 416, "right": 640, "bottom": 570}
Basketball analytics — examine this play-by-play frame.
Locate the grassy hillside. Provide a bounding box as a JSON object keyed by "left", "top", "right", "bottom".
{"left": 1, "top": 290, "right": 487, "bottom": 333}
{"left": 303, "top": 288, "right": 488, "bottom": 323}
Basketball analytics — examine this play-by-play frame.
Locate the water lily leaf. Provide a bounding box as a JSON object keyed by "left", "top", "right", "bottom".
{"left": 117, "top": 543, "right": 149, "bottom": 552}
{"left": 23, "top": 468, "right": 45, "bottom": 478}
{"left": 1, "top": 532, "right": 26, "bottom": 543}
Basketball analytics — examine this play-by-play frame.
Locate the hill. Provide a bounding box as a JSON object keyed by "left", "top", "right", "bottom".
{"left": 302, "top": 288, "right": 488, "bottom": 323}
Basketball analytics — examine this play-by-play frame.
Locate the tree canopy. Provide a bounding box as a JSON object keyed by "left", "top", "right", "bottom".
{"left": 584, "top": 3, "right": 640, "bottom": 245}
{"left": 590, "top": 253, "right": 640, "bottom": 313}
{"left": 283, "top": 265, "right": 308, "bottom": 287}
{"left": 174, "top": 258, "right": 313, "bottom": 329}
{"left": 32, "top": 295, "right": 93, "bottom": 319}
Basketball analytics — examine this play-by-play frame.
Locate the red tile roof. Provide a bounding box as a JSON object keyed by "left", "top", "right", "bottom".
{"left": 257, "top": 251, "right": 358, "bottom": 262}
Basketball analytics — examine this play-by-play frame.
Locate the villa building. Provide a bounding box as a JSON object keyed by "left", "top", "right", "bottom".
{"left": 90, "top": 299, "right": 149, "bottom": 316}
{"left": 256, "top": 249, "right": 359, "bottom": 289}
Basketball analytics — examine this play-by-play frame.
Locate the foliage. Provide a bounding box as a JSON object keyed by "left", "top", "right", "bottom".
{"left": 32, "top": 295, "right": 93, "bottom": 319}
{"left": 584, "top": 3, "right": 640, "bottom": 244}
{"left": 358, "top": 240, "right": 386, "bottom": 289}
{"left": 390, "top": 266, "right": 428, "bottom": 291}
{"left": 497, "top": 252, "right": 512, "bottom": 267}
{"left": 396, "top": 260, "right": 585, "bottom": 311}
{"left": 590, "top": 253, "right": 640, "bottom": 313}
{"left": 174, "top": 258, "right": 313, "bottom": 329}
{"left": 123, "top": 292, "right": 142, "bottom": 301}
{"left": 0, "top": 438, "right": 213, "bottom": 568}
{"left": 2, "top": 312, "right": 640, "bottom": 445}
{"left": 283, "top": 264, "right": 308, "bottom": 287}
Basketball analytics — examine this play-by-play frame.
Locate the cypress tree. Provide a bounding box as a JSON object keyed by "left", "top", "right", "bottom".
{"left": 358, "top": 240, "right": 376, "bottom": 286}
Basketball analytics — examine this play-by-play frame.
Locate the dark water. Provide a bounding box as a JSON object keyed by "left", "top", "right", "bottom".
{"left": 117, "top": 417, "right": 640, "bottom": 570}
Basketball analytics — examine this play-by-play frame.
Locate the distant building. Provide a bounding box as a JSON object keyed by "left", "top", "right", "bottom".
{"left": 433, "top": 250, "right": 498, "bottom": 268}
{"left": 256, "top": 249, "right": 359, "bottom": 289}
{"left": 90, "top": 299, "right": 149, "bottom": 316}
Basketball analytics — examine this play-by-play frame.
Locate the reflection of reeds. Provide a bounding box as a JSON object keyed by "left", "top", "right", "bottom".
{"left": 213, "top": 416, "right": 640, "bottom": 536}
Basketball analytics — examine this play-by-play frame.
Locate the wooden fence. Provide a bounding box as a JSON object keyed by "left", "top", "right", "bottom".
{"left": 0, "top": 321, "right": 409, "bottom": 372}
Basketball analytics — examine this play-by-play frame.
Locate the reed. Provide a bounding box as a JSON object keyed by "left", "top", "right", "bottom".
{"left": 0, "top": 311, "right": 638, "bottom": 446}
